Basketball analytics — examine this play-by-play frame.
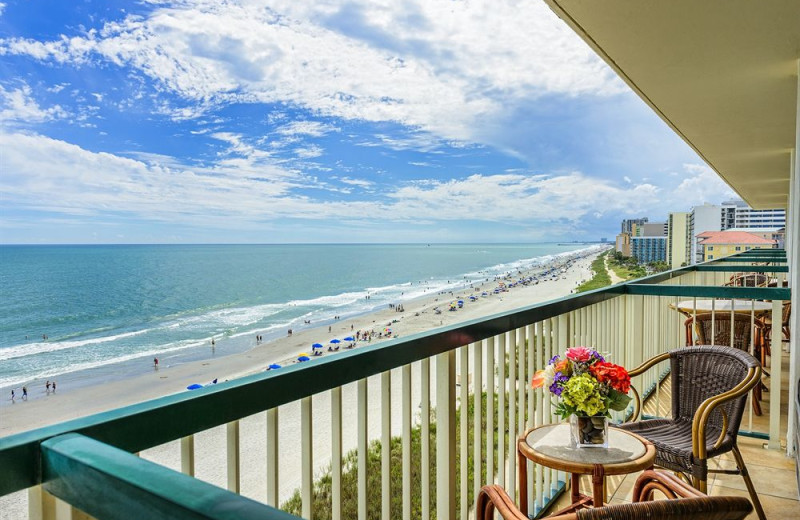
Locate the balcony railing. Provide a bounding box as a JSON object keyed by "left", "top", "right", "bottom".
{"left": 0, "top": 249, "right": 791, "bottom": 520}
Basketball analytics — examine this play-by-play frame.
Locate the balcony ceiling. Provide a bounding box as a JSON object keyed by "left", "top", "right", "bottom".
{"left": 544, "top": 0, "right": 799, "bottom": 209}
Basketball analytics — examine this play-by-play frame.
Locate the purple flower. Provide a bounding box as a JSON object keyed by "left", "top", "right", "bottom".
{"left": 591, "top": 350, "right": 605, "bottom": 363}
{"left": 548, "top": 354, "right": 560, "bottom": 365}
{"left": 549, "top": 372, "right": 569, "bottom": 396}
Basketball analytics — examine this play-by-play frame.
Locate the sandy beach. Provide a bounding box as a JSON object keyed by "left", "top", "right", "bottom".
{"left": 0, "top": 247, "right": 605, "bottom": 516}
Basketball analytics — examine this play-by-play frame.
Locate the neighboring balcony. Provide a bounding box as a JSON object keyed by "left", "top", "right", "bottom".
{"left": 0, "top": 249, "right": 794, "bottom": 520}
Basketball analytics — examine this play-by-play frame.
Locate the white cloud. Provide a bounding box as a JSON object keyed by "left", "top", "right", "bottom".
{"left": 338, "top": 177, "right": 373, "bottom": 188}
{"left": 673, "top": 163, "right": 737, "bottom": 207}
{"left": 293, "top": 145, "right": 323, "bottom": 158}
{"left": 276, "top": 120, "right": 337, "bottom": 138}
{"left": 0, "top": 0, "right": 623, "bottom": 144}
{"left": 0, "top": 83, "right": 67, "bottom": 123}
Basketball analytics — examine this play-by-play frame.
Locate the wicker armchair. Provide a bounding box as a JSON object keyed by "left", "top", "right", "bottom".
{"left": 684, "top": 313, "right": 766, "bottom": 415}
{"left": 476, "top": 470, "right": 752, "bottom": 519}
{"left": 725, "top": 272, "right": 769, "bottom": 287}
{"left": 684, "top": 313, "right": 766, "bottom": 352}
{"left": 616, "top": 346, "right": 765, "bottom": 520}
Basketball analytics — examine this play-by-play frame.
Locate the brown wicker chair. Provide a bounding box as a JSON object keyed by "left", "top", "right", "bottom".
{"left": 684, "top": 313, "right": 766, "bottom": 352}
{"left": 684, "top": 313, "right": 766, "bottom": 415}
{"left": 725, "top": 272, "right": 769, "bottom": 287}
{"left": 476, "top": 470, "right": 752, "bottom": 519}
{"left": 616, "top": 346, "right": 765, "bottom": 520}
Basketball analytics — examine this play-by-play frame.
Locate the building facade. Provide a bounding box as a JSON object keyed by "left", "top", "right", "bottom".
{"left": 667, "top": 212, "right": 689, "bottom": 268}
{"left": 615, "top": 232, "right": 631, "bottom": 257}
{"left": 699, "top": 231, "right": 776, "bottom": 261}
{"left": 630, "top": 236, "right": 667, "bottom": 263}
{"left": 621, "top": 218, "right": 648, "bottom": 235}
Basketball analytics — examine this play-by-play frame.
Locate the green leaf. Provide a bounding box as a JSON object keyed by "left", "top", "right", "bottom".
{"left": 606, "top": 389, "right": 632, "bottom": 411}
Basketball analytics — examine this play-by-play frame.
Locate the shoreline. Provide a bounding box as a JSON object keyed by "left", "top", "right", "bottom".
{"left": 0, "top": 247, "right": 605, "bottom": 517}
{"left": 0, "top": 248, "right": 606, "bottom": 437}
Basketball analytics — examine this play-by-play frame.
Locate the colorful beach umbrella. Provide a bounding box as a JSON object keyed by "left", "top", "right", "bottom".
{"left": 343, "top": 336, "right": 354, "bottom": 341}
{"left": 186, "top": 383, "right": 203, "bottom": 390}
{"left": 297, "top": 355, "right": 310, "bottom": 362}
{"left": 330, "top": 338, "right": 341, "bottom": 344}
{"left": 312, "top": 343, "right": 324, "bottom": 349}
{"left": 268, "top": 363, "right": 281, "bottom": 370}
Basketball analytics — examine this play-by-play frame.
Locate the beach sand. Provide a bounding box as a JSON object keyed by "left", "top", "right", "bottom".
{"left": 0, "top": 248, "right": 605, "bottom": 517}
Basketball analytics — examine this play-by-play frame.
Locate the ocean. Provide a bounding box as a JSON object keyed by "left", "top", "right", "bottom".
{"left": 0, "top": 243, "right": 594, "bottom": 394}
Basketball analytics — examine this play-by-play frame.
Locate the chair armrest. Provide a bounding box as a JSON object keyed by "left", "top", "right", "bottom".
{"left": 692, "top": 364, "right": 761, "bottom": 458}
{"left": 625, "top": 352, "right": 671, "bottom": 422}
{"left": 632, "top": 469, "right": 705, "bottom": 501}
{"left": 476, "top": 485, "right": 532, "bottom": 520}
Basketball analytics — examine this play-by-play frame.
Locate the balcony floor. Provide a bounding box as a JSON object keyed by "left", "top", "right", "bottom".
{"left": 548, "top": 351, "right": 799, "bottom": 518}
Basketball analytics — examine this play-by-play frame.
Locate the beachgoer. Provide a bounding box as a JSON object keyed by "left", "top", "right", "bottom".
{"left": 211, "top": 337, "right": 215, "bottom": 346}
{"left": 52, "top": 381, "right": 56, "bottom": 392}
{"left": 22, "top": 386, "right": 27, "bottom": 400}
{"left": 46, "top": 380, "right": 51, "bottom": 393}
{"left": 154, "top": 358, "right": 159, "bottom": 368}
{"left": 328, "top": 326, "right": 331, "bottom": 333}
{"left": 11, "top": 389, "right": 15, "bottom": 401}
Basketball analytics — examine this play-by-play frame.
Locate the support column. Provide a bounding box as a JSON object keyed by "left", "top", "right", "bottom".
{"left": 786, "top": 59, "right": 800, "bottom": 456}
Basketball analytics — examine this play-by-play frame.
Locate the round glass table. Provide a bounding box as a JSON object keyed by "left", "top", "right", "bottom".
{"left": 517, "top": 423, "right": 655, "bottom": 515}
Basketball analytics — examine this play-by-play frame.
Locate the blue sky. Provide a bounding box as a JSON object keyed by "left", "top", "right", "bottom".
{"left": 0, "top": 0, "right": 736, "bottom": 244}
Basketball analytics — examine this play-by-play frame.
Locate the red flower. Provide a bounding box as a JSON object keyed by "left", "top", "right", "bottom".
{"left": 590, "top": 362, "right": 631, "bottom": 393}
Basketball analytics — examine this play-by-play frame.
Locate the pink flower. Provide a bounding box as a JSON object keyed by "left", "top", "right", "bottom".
{"left": 565, "top": 346, "right": 592, "bottom": 362}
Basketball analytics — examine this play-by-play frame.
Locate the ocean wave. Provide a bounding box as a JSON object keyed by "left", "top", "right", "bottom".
{"left": 0, "top": 339, "right": 202, "bottom": 389}
{"left": 0, "top": 329, "right": 149, "bottom": 362}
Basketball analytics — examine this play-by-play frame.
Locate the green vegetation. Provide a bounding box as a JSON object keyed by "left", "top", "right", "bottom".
{"left": 282, "top": 344, "right": 536, "bottom": 520}
{"left": 575, "top": 251, "right": 612, "bottom": 292}
{"left": 608, "top": 252, "right": 669, "bottom": 280}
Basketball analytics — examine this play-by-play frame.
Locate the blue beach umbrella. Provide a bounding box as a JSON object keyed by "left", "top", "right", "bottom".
{"left": 268, "top": 363, "right": 281, "bottom": 370}
{"left": 298, "top": 355, "right": 310, "bottom": 362}
{"left": 330, "top": 338, "right": 341, "bottom": 344}
{"left": 343, "top": 336, "right": 354, "bottom": 342}
{"left": 312, "top": 343, "right": 324, "bottom": 349}
{"left": 186, "top": 383, "right": 203, "bottom": 390}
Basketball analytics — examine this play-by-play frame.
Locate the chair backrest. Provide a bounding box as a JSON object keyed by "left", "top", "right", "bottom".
{"left": 726, "top": 272, "right": 768, "bottom": 287}
{"left": 669, "top": 346, "right": 758, "bottom": 442}
{"left": 573, "top": 496, "right": 753, "bottom": 519}
{"left": 684, "top": 313, "right": 763, "bottom": 351}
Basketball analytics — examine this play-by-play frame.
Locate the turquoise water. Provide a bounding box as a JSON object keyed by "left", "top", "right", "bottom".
{"left": 0, "top": 243, "right": 592, "bottom": 392}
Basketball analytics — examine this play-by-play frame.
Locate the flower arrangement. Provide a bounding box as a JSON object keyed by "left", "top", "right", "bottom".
{"left": 531, "top": 346, "right": 632, "bottom": 419}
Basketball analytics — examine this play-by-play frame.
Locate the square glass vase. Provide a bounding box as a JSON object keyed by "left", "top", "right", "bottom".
{"left": 570, "top": 414, "right": 609, "bottom": 448}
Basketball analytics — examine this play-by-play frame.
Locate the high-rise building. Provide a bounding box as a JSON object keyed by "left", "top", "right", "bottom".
{"left": 688, "top": 203, "right": 722, "bottom": 264}
{"left": 621, "top": 218, "right": 648, "bottom": 234}
{"left": 640, "top": 222, "right": 667, "bottom": 236}
{"left": 688, "top": 200, "right": 786, "bottom": 264}
{"left": 630, "top": 236, "right": 667, "bottom": 263}
{"left": 615, "top": 232, "right": 631, "bottom": 257}
{"left": 667, "top": 212, "right": 690, "bottom": 268}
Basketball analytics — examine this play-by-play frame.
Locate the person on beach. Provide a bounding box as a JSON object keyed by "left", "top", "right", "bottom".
{"left": 154, "top": 358, "right": 159, "bottom": 369}
{"left": 52, "top": 381, "right": 56, "bottom": 392}
{"left": 46, "top": 380, "right": 50, "bottom": 393}
{"left": 22, "top": 386, "right": 27, "bottom": 400}
{"left": 10, "top": 389, "right": 15, "bottom": 402}
{"left": 211, "top": 337, "right": 215, "bottom": 346}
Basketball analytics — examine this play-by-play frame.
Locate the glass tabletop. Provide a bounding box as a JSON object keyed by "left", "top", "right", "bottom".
{"left": 525, "top": 423, "right": 646, "bottom": 465}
